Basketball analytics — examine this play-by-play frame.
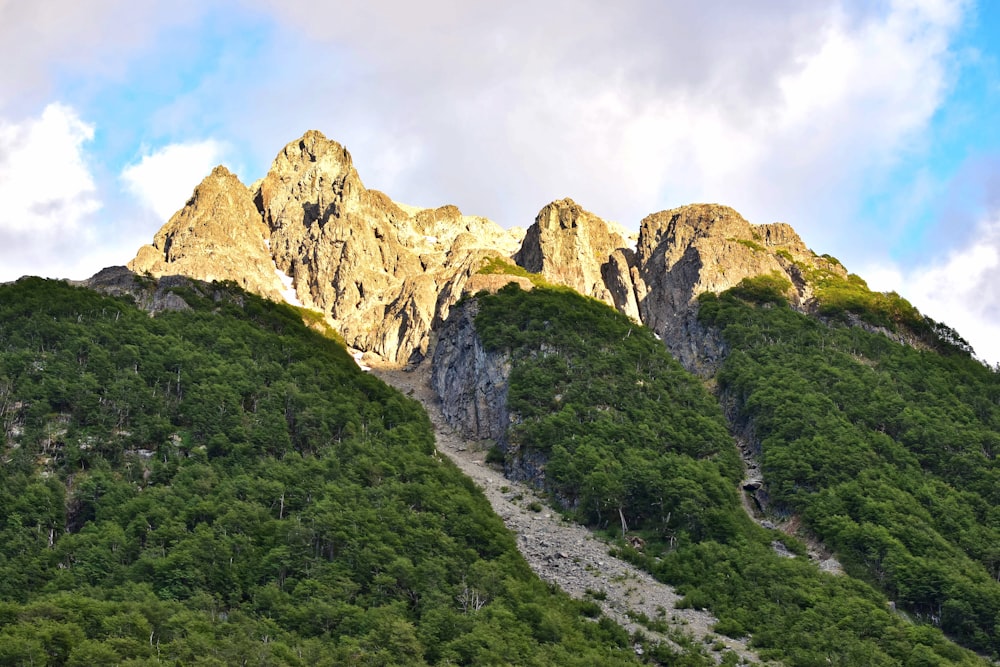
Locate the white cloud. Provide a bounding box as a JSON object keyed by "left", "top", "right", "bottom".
{"left": 0, "top": 103, "right": 100, "bottom": 235}
{"left": 121, "top": 140, "right": 226, "bottom": 221}
{"left": 236, "top": 0, "right": 965, "bottom": 250}
{"left": 864, "top": 213, "right": 1000, "bottom": 365}
{"left": 0, "top": 1, "right": 203, "bottom": 114}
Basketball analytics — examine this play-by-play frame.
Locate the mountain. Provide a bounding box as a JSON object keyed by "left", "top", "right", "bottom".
{"left": 10, "top": 129, "right": 993, "bottom": 663}
{"left": 129, "top": 131, "right": 851, "bottom": 372}
{"left": 130, "top": 131, "right": 522, "bottom": 366}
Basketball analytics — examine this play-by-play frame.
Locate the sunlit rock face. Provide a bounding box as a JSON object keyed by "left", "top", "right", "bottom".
{"left": 130, "top": 131, "right": 838, "bottom": 371}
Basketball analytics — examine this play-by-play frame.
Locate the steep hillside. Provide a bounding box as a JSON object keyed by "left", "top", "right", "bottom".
{"left": 119, "top": 129, "right": 998, "bottom": 662}
{"left": 0, "top": 277, "right": 645, "bottom": 665}
{"left": 699, "top": 281, "right": 1000, "bottom": 655}
{"left": 433, "top": 283, "right": 984, "bottom": 665}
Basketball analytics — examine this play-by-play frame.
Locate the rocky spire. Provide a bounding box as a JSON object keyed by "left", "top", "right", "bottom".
{"left": 514, "top": 198, "right": 630, "bottom": 305}
{"left": 128, "top": 165, "right": 284, "bottom": 301}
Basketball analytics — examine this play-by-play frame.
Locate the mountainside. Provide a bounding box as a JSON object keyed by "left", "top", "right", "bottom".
{"left": 129, "top": 130, "right": 868, "bottom": 374}
{"left": 434, "top": 284, "right": 988, "bottom": 665}
{"left": 0, "top": 277, "right": 648, "bottom": 665}
{"left": 90, "top": 129, "right": 999, "bottom": 662}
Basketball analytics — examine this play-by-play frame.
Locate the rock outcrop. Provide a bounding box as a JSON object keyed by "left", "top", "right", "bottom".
{"left": 627, "top": 204, "right": 844, "bottom": 372}
{"left": 430, "top": 296, "right": 550, "bottom": 488}
{"left": 130, "top": 131, "right": 523, "bottom": 366}
{"left": 129, "top": 166, "right": 285, "bottom": 301}
{"left": 127, "top": 131, "right": 847, "bottom": 373}
{"left": 77, "top": 266, "right": 224, "bottom": 315}
{"left": 514, "top": 198, "right": 628, "bottom": 305}
{"left": 431, "top": 299, "right": 512, "bottom": 443}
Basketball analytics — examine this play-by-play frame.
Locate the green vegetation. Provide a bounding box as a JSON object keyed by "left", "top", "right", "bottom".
{"left": 475, "top": 284, "right": 740, "bottom": 540}
{"left": 475, "top": 283, "right": 984, "bottom": 665}
{"left": 700, "top": 285, "right": 1000, "bottom": 657}
{"left": 731, "top": 238, "right": 765, "bottom": 253}
{"left": 475, "top": 257, "right": 549, "bottom": 287}
{"left": 0, "top": 278, "right": 641, "bottom": 665}
{"left": 727, "top": 272, "right": 793, "bottom": 306}
{"left": 796, "top": 261, "right": 928, "bottom": 334}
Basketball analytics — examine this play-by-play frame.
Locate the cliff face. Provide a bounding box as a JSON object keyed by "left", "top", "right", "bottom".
{"left": 508, "top": 201, "right": 844, "bottom": 372}
{"left": 429, "top": 298, "right": 549, "bottom": 488}
{"left": 628, "top": 204, "right": 837, "bottom": 371}
{"left": 129, "top": 131, "right": 522, "bottom": 366}
{"left": 128, "top": 131, "right": 846, "bottom": 372}
{"left": 430, "top": 300, "right": 511, "bottom": 443}
{"left": 513, "top": 198, "right": 629, "bottom": 305}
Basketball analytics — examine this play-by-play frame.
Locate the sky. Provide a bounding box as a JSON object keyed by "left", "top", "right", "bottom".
{"left": 1, "top": 0, "right": 1000, "bottom": 363}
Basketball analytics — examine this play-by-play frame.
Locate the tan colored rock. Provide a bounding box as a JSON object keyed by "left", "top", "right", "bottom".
{"left": 251, "top": 130, "right": 521, "bottom": 365}
{"left": 462, "top": 273, "right": 535, "bottom": 295}
{"left": 127, "top": 130, "right": 851, "bottom": 373}
{"left": 601, "top": 248, "right": 640, "bottom": 322}
{"left": 128, "top": 166, "right": 284, "bottom": 300}
{"left": 514, "top": 198, "right": 627, "bottom": 303}
{"left": 129, "top": 131, "right": 523, "bottom": 366}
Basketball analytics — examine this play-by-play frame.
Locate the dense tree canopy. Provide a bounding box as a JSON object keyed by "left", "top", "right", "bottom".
{"left": 0, "top": 278, "right": 640, "bottom": 666}
{"left": 475, "top": 284, "right": 985, "bottom": 665}
{"left": 699, "top": 283, "right": 1000, "bottom": 657}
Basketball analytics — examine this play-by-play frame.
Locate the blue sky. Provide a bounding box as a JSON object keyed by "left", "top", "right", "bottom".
{"left": 2, "top": 0, "right": 1000, "bottom": 362}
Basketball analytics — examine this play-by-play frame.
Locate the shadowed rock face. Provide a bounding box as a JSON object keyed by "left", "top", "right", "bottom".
{"left": 431, "top": 299, "right": 511, "bottom": 444}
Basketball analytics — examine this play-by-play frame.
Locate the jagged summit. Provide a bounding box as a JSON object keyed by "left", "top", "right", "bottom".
{"left": 129, "top": 131, "right": 521, "bottom": 366}
{"left": 129, "top": 163, "right": 283, "bottom": 301}
{"left": 626, "top": 203, "right": 842, "bottom": 370}
{"left": 514, "top": 198, "right": 627, "bottom": 304}
{"left": 127, "top": 130, "right": 875, "bottom": 370}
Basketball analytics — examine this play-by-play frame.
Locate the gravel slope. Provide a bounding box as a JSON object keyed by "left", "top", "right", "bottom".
{"left": 376, "top": 363, "right": 765, "bottom": 665}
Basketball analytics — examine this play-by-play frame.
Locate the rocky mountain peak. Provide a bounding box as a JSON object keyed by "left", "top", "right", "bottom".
{"left": 129, "top": 130, "right": 525, "bottom": 367}
{"left": 624, "top": 203, "right": 847, "bottom": 372}
{"left": 637, "top": 203, "right": 751, "bottom": 269}
{"left": 514, "top": 198, "right": 627, "bottom": 303}
{"left": 126, "top": 130, "right": 860, "bottom": 372}
{"left": 128, "top": 163, "right": 284, "bottom": 301}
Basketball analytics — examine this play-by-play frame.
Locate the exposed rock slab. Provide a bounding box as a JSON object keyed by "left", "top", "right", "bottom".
{"left": 430, "top": 299, "right": 511, "bottom": 442}
{"left": 514, "top": 198, "right": 627, "bottom": 304}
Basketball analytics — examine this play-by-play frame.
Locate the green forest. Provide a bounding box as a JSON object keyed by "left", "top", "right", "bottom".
{"left": 474, "top": 283, "right": 987, "bottom": 666}
{"left": 0, "top": 278, "right": 643, "bottom": 666}
{"left": 698, "top": 277, "right": 1000, "bottom": 656}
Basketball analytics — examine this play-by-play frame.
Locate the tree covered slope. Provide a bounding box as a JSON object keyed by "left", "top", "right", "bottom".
{"left": 0, "top": 278, "right": 640, "bottom": 666}
{"left": 698, "top": 279, "right": 1000, "bottom": 656}
{"left": 473, "top": 284, "right": 986, "bottom": 666}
